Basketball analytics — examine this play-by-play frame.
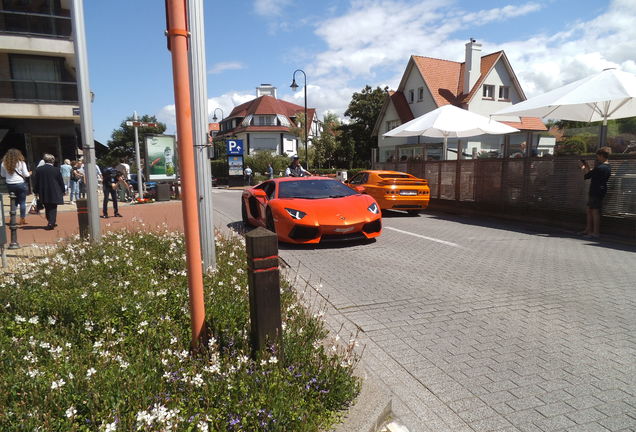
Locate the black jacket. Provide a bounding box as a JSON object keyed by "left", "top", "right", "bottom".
{"left": 33, "top": 164, "right": 65, "bottom": 205}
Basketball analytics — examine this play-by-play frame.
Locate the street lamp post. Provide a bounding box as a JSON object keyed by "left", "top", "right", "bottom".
{"left": 212, "top": 107, "right": 224, "bottom": 123}
{"left": 211, "top": 108, "right": 224, "bottom": 159}
{"left": 290, "top": 69, "right": 308, "bottom": 169}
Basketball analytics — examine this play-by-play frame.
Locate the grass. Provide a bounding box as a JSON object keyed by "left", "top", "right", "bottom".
{"left": 0, "top": 228, "right": 360, "bottom": 431}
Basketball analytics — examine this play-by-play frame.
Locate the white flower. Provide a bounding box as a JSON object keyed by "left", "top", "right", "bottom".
{"left": 65, "top": 406, "right": 77, "bottom": 418}
{"left": 191, "top": 373, "right": 204, "bottom": 387}
{"left": 170, "top": 337, "right": 177, "bottom": 345}
{"left": 100, "top": 421, "right": 117, "bottom": 432}
{"left": 27, "top": 368, "right": 41, "bottom": 378}
{"left": 269, "top": 356, "right": 278, "bottom": 365}
{"left": 15, "top": 315, "right": 26, "bottom": 323}
{"left": 86, "top": 368, "right": 96, "bottom": 378}
{"left": 48, "top": 317, "right": 56, "bottom": 325}
{"left": 139, "top": 320, "right": 148, "bottom": 327}
{"left": 198, "top": 421, "right": 209, "bottom": 432}
{"left": 51, "top": 379, "right": 65, "bottom": 390}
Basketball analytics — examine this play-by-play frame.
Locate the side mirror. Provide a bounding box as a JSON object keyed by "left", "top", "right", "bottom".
{"left": 252, "top": 189, "right": 267, "bottom": 199}
{"left": 354, "top": 186, "right": 365, "bottom": 193}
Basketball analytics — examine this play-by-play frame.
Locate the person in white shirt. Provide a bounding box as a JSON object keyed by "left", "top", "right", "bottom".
{"left": 1, "top": 148, "right": 31, "bottom": 224}
{"left": 244, "top": 165, "right": 253, "bottom": 186}
{"left": 285, "top": 155, "right": 312, "bottom": 177}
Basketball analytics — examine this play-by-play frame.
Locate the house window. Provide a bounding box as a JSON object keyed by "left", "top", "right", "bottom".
{"left": 498, "top": 86, "right": 510, "bottom": 100}
{"left": 409, "top": 89, "right": 414, "bottom": 103}
{"left": 386, "top": 120, "right": 400, "bottom": 132}
{"left": 482, "top": 84, "right": 495, "bottom": 99}
{"left": 418, "top": 87, "right": 424, "bottom": 101}
{"left": 254, "top": 115, "right": 275, "bottom": 126}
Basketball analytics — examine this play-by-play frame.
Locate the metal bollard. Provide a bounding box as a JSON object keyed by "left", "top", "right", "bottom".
{"left": 245, "top": 226, "right": 283, "bottom": 357}
{"left": 76, "top": 199, "right": 89, "bottom": 240}
{"left": 8, "top": 192, "right": 19, "bottom": 249}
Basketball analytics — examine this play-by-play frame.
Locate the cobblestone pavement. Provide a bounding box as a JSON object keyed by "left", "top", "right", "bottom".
{"left": 211, "top": 190, "right": 636, "bottom": 432}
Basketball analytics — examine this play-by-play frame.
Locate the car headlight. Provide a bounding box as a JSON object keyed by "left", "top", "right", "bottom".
{"left": 285, "top": 208, "right": 306, "bottom": 220}
{"left": 367, "top": 202, "right": 380, "bottom": 214}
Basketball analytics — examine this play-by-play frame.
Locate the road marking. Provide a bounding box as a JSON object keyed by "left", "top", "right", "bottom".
{"left": 385, "top": 226, "right": 464, "bottom": 248}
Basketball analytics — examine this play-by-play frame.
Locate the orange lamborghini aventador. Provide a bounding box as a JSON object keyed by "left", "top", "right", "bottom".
{"left": 241, "top": 177, "right": 382, "bottom": 244}
{"left": 345, "top": 170, "right": 430, "bottom": 215}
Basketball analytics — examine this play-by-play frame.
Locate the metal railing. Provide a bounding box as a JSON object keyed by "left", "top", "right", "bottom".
{"left": 0, "top": 79, "right": 78, "bottom": 103}
{"left": 374, "top": 154, "right": 636, "bottom": 220}
{"left": 0, "top": 10, "right": 72, "bottom": 38}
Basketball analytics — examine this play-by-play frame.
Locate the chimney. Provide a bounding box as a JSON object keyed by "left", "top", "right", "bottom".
{"left": 464, "top": 39, "right": 482, "bottom": 94}
{"left": 256, "top": 84, "right": 277, "bottom": 98}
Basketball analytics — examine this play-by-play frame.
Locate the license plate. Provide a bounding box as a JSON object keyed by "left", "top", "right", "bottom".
{"left": 399, "top": 190, "right": 417, "bottom": 196}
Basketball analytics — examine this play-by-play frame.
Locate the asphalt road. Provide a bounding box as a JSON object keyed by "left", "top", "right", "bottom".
{"left": 211, "top": 188, "right": 636, "bottom": 432}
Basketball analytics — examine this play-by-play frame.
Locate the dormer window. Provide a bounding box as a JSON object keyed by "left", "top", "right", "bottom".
{"left": 482, "top": 84, "right": 495, "bottom": 99}
{"left": 254, "top": 115, "right": 275, "bottom": 126}
{"left": 498, "top": 86, "right": 510, "bottom": 101}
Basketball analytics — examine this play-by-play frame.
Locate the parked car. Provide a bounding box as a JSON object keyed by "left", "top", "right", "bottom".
{"left": 345, "top": 170, "right": 430, "bottom": 215}
{"left": 241, "top": 177, "right": 382, "bottom": 244}
{"left": 128, "top": 173, "right": 157, "bottom": 197}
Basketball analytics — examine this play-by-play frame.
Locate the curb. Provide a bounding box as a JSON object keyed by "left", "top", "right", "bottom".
{"left": 332, "top": 366, "right": 393, "bottom": 432}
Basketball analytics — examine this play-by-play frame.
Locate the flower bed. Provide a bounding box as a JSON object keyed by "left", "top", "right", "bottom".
{"left": 0, "top": 230, "right": 359, "bottom": 431}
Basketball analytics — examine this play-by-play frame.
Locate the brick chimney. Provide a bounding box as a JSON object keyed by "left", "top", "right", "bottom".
{"left": 464, "top": 39, "right": 482, "bottom": 94}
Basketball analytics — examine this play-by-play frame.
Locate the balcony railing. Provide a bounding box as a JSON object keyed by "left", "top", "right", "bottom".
{"left": 0, "top": 10, "right": 72, "bottom": 38}
{"left": 0, "top": 79, "right": 78, "bottom": 103}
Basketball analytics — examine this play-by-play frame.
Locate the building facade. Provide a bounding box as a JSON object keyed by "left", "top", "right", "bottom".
{"left": 216, "top": 84, "right": 318, "bottom": 156}
{"left": 0, "top": 0, "right": 81, "bottom": 168}
{"left": 373, "top": 40, "right": 550, "bottom": 162}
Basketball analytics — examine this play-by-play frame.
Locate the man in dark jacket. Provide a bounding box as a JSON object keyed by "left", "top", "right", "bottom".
{"left": 33, "top": 153, "right": 65, "bottom": 230}
{"left": 101, "top": 163, "right": 123, "bottom": 218}
{"left": 580, "top": 147, "right": 612, "bottom": 239}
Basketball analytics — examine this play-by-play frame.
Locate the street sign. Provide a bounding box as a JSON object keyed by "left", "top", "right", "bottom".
{"left": 227, "top": 139, "right": 244, "bottom": 155}
{"left": 126, "top": 121, "right": 158, "bottom": 128}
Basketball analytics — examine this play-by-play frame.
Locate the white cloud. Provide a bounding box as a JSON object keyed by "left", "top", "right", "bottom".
{"left": 156, "top": 92, "right": 255, "bottom": 136}
{"left": 207, "top": 62, "right": 245, "bottom": 75}
{"left": 253, "top": 0, "right": 293, "bottom": 17}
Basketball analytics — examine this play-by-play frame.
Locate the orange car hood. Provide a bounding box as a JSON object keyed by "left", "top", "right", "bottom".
{"left": 273, "top": 194, "right": 376, "bottom": 225}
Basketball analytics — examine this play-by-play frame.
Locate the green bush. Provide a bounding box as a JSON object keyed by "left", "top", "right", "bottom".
{"left": 556, "top": 136, "right": 588, "bottom": 155}
{"left": 210, "top": 160, "right": 228, "bottom": 178}
{"left": 0, "top": 230, "right": 359, "bottom": 431}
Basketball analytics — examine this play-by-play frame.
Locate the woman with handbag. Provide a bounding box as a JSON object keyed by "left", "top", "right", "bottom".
{"left": 1, "top": 148, "right": 31, "bottom": 225}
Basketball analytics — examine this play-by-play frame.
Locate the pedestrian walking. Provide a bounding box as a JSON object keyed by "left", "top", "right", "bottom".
{"left": 267, "top": 163, "right": 274, "bottom": 179}
{"left": 101, "top": 163, "right": 123, "bottom": 218}
{"left": 33, "top": 153, "right": 64, "bottom": 230}
{"left": 579, "top": 147, "right": 612, "bottom": 239}
{"left": 0, "top": 148, "right": 31, "bottom": 225}
{"left": 69, "top": 160, "right": 82, "bottom": 202}
{"left": 244, "top": 165, "right": 253, "bottom": 186}
{"left": 60, "top": 159, "right": 72, "bottom": 198}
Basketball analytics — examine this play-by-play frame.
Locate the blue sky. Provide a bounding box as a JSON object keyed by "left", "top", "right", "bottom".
{"left": 84, "top": 0, "right": 635, "bottom": 144}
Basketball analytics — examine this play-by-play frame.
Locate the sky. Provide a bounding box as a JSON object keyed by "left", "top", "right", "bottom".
{"left": 84, "top": 0, "right": 636, "bottom": 145}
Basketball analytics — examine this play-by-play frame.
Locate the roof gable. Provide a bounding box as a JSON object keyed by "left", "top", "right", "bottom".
{"left": 227, "top": 95, "right": 308, "bottom": 120}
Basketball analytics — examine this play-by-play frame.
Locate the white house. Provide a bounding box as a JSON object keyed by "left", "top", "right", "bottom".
{"left": 373, "top": 40, "right": 549, "bottom": 162}
{"left": 216, "top": 84, "right": 319, "bottom": 156}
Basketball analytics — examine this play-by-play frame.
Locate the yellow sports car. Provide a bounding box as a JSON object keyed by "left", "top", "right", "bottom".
{"left": 345, "top": 170, "right": 430, "bottom": 215}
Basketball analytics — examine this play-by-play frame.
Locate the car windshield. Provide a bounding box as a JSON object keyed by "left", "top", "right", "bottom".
{"left": 278, "top": 179, "right": 358, "bottom": 199}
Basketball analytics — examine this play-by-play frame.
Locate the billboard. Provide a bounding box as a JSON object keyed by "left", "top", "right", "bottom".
{"left": 145, "top": 135, "right": 177, "bottom": 180}
{"left": 228, "top": 156, "right": 244, "bottom": 176}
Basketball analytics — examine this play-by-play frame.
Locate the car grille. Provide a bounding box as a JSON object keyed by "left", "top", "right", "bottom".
{"left": 321, "top": 232, "right": 366, "bottom": 242}
{"left": 288, "top": 225, "right": 320, "bottom": 240}
{"left": 363, "top": 220, "right": 382, "bottom": 234}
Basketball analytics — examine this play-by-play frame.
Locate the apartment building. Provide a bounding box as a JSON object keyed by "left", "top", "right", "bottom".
{"left": 0, "top": 0, "right": 81, "bottom": 168}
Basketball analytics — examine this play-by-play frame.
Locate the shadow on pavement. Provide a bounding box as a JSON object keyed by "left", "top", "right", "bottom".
{"left": 424, "top": 210, "right": 636, "bottom": 252}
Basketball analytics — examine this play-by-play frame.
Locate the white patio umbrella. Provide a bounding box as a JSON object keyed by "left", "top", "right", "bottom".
{"left": 383, "top": 104, "right": 519, "bottom": 159}
{"left": 493, "top": 68, "right": 636, "bottom": 146}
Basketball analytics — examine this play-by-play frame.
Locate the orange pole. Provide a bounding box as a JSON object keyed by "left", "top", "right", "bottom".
{"left": 165, "top": 0, "right": 206, "bottom": 350}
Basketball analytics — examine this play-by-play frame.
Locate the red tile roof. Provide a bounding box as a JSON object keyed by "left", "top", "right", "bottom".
{"left": 227, "top": 95, "right": 309, "bottom": 120}
{"left": 500, "top": 117, "right": 547, "bottom": 131}
{"left": 410, "top": 52, "right": 544, "bottom": 131}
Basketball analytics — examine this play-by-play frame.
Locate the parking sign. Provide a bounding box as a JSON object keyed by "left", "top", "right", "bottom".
{"left": 227, "top": 139, "right": 244, "bottom": 155}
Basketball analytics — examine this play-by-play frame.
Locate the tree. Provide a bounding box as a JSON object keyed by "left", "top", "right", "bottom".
{"left": 312, "top": 112, "right": 341, "bottom": 168}
{"left": 106, "top": 114, "right": 166, "bottom": 164}
{"left": 342, "top": 85, "right": 388, "bottom": 168}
